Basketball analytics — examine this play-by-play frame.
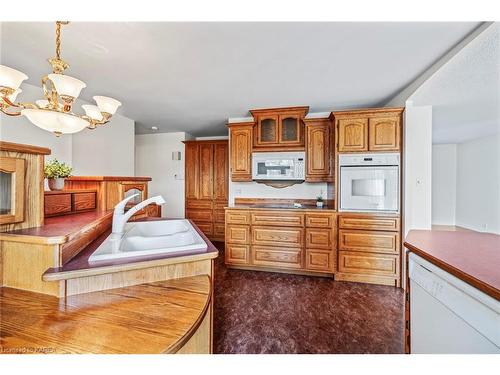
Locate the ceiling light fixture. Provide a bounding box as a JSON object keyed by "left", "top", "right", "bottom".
{"left": 0, "top": 21, "right": 121, "bottom": 136}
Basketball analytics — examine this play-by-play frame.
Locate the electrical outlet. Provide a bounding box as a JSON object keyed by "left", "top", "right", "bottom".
{"left": 481, "top": 223, "right": 488, "bottom": 231}
{"left": 235, "top": 188, "right": 242, "bottom": 195}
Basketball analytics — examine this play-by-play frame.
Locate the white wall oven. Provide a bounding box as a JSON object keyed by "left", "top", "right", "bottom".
{"left": 252, "top": 152, "right": 305, "bottom": 181}
{"left": 339, "top": 153, "right": 400, "bottom": 213}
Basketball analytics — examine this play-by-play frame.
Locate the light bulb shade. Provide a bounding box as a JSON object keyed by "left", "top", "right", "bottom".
{"left": 82, "top": 104, "right": 103, "bottom": 121}
{"left": 48, "top": 73, "right": 86, "bottom": 99}
{"left": 0, "top": 65, "right": 28, "bottom": 90}
{"left": 7, "top": 89, "right": 22, "bottom": 102}
{"left": 93, "top": 95, "right": 121, "bottom": 115}
{"left": 21, "top": 109, "right": 88, "bottom": 134}
{"left": 36, "top": 99, "right": 50, "bottom": 108}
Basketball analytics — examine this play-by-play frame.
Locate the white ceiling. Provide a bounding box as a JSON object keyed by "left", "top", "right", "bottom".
{"left": 410, "top": 23, "right": 499, "bottom": 144}
{"left": 1, "top": 22, "right": 480, "bottom": 136}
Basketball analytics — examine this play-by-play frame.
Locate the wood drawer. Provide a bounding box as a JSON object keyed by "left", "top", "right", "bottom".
{"left": 186, "top": 199, "right": 213, "bottom": 210}
{"left": 214, "top": 209, "right": 226, "bottom": 223}
{"left": 252, "top": 246, "right": 302, "bottom": 269}
{"left": 338, "top": 251, "right": 398, "bottom": 276}
{"left": 186, "top": 209, "right": 212, "bottom": 222}
{"left": 225, "top": 210, "right": 250, "bottom": 225}
{"left": 225, "top": 244, "right": 250, "bottom": 265}
{"left": 214, "top": 223, "right": 225, "bottom": 238}
{"left": 305, "top": 213, "right": 335, "bottom": 228}
{"left": 252, "top": 226, "right": 303, "bottom": 248}
{"left": 73, "top": 192, "right": 96, "bottom": 211}
{"left": 338, "top": 229, "right": 399, "bottom": 255}
{"left": 193, "top": 222, "right": 213, "bottom": 236}
{"left": 338, "top": 215, "right": 399, "bottom": 231}
{"left": 44, "top": 193, "right": 71, "bottom": 216}
{"left": 305, "top": 228, "right": 333, "bottom": 250}
{"left": 306, "top": 249, "right": 334, "bottom": 273}
{"left": 251, "top": 210, "right": 304, "bottom": 227}
{"left": 226, "top": 224, "right": 250, "bottom": 244}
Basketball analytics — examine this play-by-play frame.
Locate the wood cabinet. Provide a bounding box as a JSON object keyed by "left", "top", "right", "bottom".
{"left": 0, "top": 157, "right": 25, "bottom": 224}
{"left": 337, "top": 213, "right": 401, "bottom": 286}
{"left": 225, "top": 208, "right": 336, "bottom": 275}
{"left": 228, "top": 124, "right": 253, "bottom": 182}
{"left": 333, "top": 108, "right": 403, "bottom": 153}
{"left": 184, "top": 140, "right": 228, "bottom": 241}
{"left": 0, "top": 142, "right": 50, "bottom": 233}
{"left": 250, "top": 106, "right": 309, "bottom": 150}
{"left": 304, "top": 118, "right": 333, "bottom": 182}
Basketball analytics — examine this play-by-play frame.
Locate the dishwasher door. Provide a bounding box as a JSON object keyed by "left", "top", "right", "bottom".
{"left": 409, "top": 253, "right": 500, "bottom": 354}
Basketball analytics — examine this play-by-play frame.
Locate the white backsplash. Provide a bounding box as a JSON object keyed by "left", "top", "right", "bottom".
{"left": 229, "top": 181, "right": 330, "bottom": 205}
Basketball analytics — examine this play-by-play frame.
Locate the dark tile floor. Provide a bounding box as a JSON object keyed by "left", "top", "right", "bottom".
{"left": 212, "top": 242, "right": 405, "bottom": 354}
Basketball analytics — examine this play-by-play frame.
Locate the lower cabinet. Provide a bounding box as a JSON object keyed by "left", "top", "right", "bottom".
{"left": 336, "top": 213, "right": 401, "bottom": 286}
{"left": 225, "top": 209, "right": 336, "bottom": 275}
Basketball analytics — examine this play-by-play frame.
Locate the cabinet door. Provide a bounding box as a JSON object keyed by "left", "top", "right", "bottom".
{"left": 229, "top": 125, "right": 253, "bottom": 181}
{"left": 305, "top": 121, "right": 332, "bottom": 181}
{"left": 185, "top": 143, "right": 199, "bottom": 199}
{"left": 255, "top": 116, "right": 278, "bottom": 146}
{"left": 0, "top": 157, "right": 25, "bottom": 224}
{"left": 213, "top": 142, "right": 229, "bottom": 200}
{"left": 279, "top": 115, "right": 303, "bottom": 146}
{"left": 338, "top": 118, "right": 368, "bottom": 152}
{"left": 198, "top": 143, "right": 214, "bottom": 200}
{"left": 369, "top": 116, "right": 400, "bottom": 151}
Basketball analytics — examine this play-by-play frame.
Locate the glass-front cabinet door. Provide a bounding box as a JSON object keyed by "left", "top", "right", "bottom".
{"left": 255, "top": 116, "right": 278, "bottom": 146}
{"left": 0, "top": 157, "right": 25, "bottom": 224}
{"left": 279, "top": 115, "right": 302, "bottom": 145}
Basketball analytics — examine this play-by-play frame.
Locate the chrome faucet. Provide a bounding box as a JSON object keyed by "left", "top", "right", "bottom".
{"left": 112, "top": 193, "right": 166, "bottom": 236}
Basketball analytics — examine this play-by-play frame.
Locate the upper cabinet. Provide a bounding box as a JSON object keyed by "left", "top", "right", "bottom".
{"left": 304, "top": 118, "right": 334, "bottom": 182}
{"left": 251, "top": 107, "right": 309, "bottom": 150}
{"left": 229, "top": 123, "right": 253, "bottom": 182}
{"left": 333, "top": 108, "right": 403, "bottom": 153}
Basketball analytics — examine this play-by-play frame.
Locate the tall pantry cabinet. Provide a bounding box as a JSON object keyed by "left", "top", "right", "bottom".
{"left": 184, "top": 140, "right": 229, "bottom": 242}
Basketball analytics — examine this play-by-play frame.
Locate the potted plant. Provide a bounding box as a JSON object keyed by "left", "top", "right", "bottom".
{"left": 316, "top": 195, "right": 324, "bottom": 208}
{"left": 44, "top": 159, "right": 72, "bottom": 191}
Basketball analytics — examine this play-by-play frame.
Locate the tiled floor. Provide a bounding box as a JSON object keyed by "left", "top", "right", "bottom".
{"left": 212, "top": 242, "right": 405, "bottom": 354}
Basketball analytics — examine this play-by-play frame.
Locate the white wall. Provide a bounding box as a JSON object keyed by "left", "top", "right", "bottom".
{"left": 404, "top": 102, "right": 433, "bottom": 236}
{"left": 431, "top": 144, "right": 457, "bottom": 225}
{"left": 0, "top": 83, "right": 136, "bottom": 178}
{"left": 455, "top": 134, "right": 500, "bottom": 233}
{"left": 72, "top": 113, "right": 135, "bottom": 176}
{"left": 135, "top": 132, "right": 193, "bottom": 218}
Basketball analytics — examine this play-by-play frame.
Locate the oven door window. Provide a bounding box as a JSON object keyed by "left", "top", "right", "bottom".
{"left": 340, "top": 166, "right": 399, "bottom": 212}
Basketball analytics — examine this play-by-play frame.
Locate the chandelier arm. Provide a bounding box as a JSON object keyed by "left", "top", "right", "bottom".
{"left": 0, "top": 106, "right": 22, "bottom": 116}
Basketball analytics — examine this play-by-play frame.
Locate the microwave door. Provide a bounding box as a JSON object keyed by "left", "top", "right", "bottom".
{"left": 255, "top": 159, "right": 294, "bottom": 179}
{"left": 340, "top": 166, "right": 399, "bottom": 212}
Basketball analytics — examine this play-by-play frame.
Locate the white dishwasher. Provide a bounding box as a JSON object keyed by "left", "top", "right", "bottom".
{"left": 409, "top": 252, "right": 500, "bottom": 354}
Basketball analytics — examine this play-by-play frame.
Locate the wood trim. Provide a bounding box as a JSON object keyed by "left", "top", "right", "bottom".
{"left": 66, "top": 176, "right": 152, "bottom": 182}
{"left": 0, "top": 141, "right": 51, "bottom": 155}
{"left": 249, "top": 106, "right": 309, "bottom": 117}
{"left": 331, "top": 107, "right": 405, "bottom": 118}
{"left": 226, "top": 264, "right": 334, "bottom": 278}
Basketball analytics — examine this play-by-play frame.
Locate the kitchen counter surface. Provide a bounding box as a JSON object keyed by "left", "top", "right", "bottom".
{"left": 404, "top": 230, "right": 500, "bottom": 300}
{"left": 0, "top": 275, "right": 211, "bottom": 354}
{"left": 43, "top": 218, "right": 218, "bottom": 281}
{"left": 0, "top": 210, "right": 113, "bottom": 245}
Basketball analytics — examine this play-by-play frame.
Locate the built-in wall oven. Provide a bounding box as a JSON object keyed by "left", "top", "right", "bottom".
{"left": 339, "top": 153, "right": 400, "bottom": 213}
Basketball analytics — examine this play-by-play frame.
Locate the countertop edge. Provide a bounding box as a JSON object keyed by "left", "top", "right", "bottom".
{"left": 43, "top": 250, "right": 219, "bottom": 281}
{"left": 404, "top": 238, "right": 500, "bottom": 301}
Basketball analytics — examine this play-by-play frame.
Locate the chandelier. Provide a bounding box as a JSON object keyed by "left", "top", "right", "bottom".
{"left": 0, "top": 21, "right": 121, "bottom": 136}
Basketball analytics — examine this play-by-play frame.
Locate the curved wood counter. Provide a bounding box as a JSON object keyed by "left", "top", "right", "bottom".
{"left": 0, "top": 275, "right": 211, "bottom": 354}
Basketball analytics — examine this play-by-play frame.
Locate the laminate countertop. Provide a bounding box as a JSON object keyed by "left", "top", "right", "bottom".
{"left": 404, "top": 230, "right": 500, "bottom": 300}
{"left": 0, "top": 275, "right": 211, "bottom": 354}
{"left": 0, "top": 210, "right": 113, "bottom": 245}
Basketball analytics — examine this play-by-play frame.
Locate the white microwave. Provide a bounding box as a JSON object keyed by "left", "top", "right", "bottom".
{"left": 252, "top": 152, "right": 305, "bottom": 181}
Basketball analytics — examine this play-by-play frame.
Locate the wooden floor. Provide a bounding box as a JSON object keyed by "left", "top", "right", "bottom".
{"left": 212, "top": 242, "right": 405, "bottom": 354}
